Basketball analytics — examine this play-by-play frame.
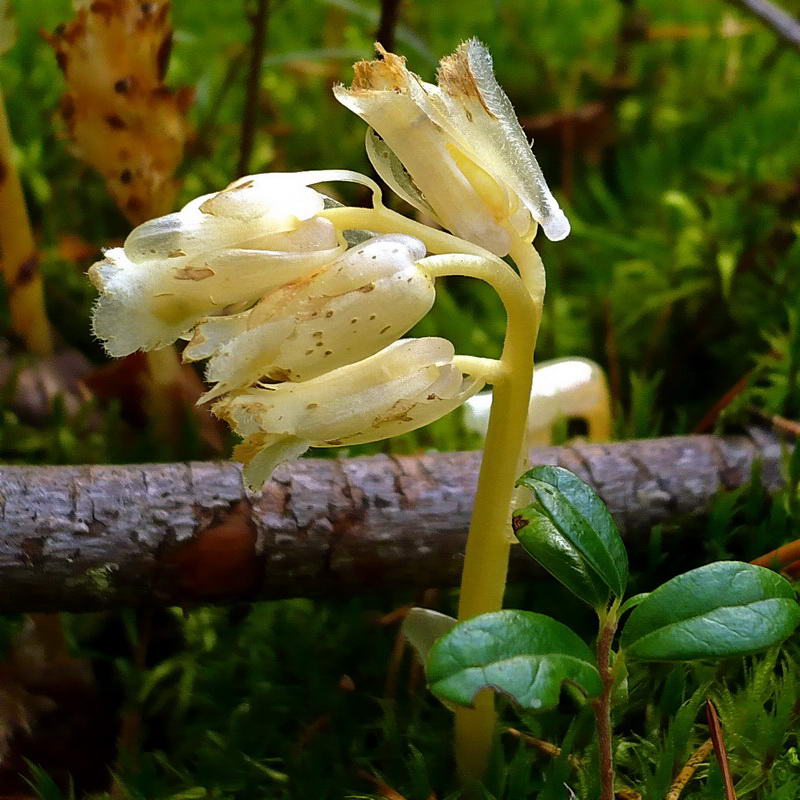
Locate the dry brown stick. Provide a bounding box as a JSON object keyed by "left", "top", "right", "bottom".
{"left": 726, "top": 0, "right": 800, "bottom": 52}
{"left": 0, "top": 431, "right": 787, "bottom": 613}
{"left": 238, "top": 0, "right": 270, "bottom": 176}
{"left": 375, "top": 0, "right": 403, "bottom": 53}
{"left": 505, "top": 728, "right": 643, "bottom": 798}
{"left": 665, "top": 738, "right": 715, "bottom": 800}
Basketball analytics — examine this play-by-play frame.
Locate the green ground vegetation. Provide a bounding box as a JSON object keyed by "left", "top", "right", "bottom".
{"left": 1, "top": 0, "right": 800, "bottom": 797}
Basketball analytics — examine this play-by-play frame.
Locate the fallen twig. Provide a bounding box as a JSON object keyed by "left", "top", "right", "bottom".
{"left": 726, "top": 0, "right": 800, "bottom": 52}
{"left": 665, "top": 738, "right": 715, "bottom": 800}
{"left": 0, "top": 431, "right": 787, "bottom": 612}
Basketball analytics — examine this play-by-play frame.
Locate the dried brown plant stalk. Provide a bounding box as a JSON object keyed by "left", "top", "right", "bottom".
{"left": 665, "top": 738, "right": 715, "bottom": 800}
{"left": 46, "top": 0, "right": 193, "bottom": 224}
{"left": 47, "top": 1, "right": 206, "bottom": 450}
{"left": 0, "top": 89, "right": 53, "bottom": 355}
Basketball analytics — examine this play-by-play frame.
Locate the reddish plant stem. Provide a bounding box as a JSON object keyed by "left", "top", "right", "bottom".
{"left": 593, "top": 611, "right": 619, "bottom": 800}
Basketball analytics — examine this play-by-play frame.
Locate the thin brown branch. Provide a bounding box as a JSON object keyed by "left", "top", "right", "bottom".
{"left": 238, "top": 0, "right": 270, "bottom": 177}
{"left": 693, "top": 370, "right": 754, "bottom": 433}
{"left": 505, "top": 728, "right": 581, "bottom": 766}
{"left": 356, "top": 769, "right": 407, "bottom": 800}
{"left": 0, "top": 432, "right": 786, "bottom": 612}
{"left": 375, "top": 0, "right": 403, "bottom": 53}
{"left": 726, "top": 0, "right": 800, "bottom": 52}
{"left": 665, "top": 738, "right": 714, "bottom": 800}
{"left": 506, "top": 727, "right": 643, "bottom": 799}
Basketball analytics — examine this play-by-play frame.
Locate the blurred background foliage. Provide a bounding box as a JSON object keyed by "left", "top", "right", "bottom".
{"left": 0, "top": 0, "right": 799, "bottom": 797}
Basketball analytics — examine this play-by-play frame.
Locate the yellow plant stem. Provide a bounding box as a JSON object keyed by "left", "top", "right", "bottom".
{"left": 422, "top": 251, "right": 538, "bottom": 782}
{"left": 0, "top": 87, "right": 52, "bottom": 356}
{"left": 322, "top": 205, "right": 544, "bottom": 783}
{"left": 452, "top": 355, "right": 507, "bottom": 384}
{"left": 510, "top": 230, "right": 546, "bottom": 310}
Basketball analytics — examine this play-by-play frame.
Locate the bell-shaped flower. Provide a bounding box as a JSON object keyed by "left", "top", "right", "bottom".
{"left": 334, "top": 39, "right": 569, "bottom": 257}
{"left": 214, "top": 337, "right": 485, "bottom": 490}
{"left": 89, "top": 171, "right": 366, "bottom": 356}
{"left": 184, "top": 234, "right": 435, "bottom": 403}
{"left": 463, "top": 357, "right": 611, "bottom": 446}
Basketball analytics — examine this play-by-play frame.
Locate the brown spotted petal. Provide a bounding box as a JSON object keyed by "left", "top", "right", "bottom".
{"left": 89, "top": 172, "right": 348, "bottom": 356}
{"left": 185, "top": 234, "right": 435, "bottom": 402}
{"left": 213, "top": 338, "right": 486, "bottom": 490}
{"left": 334, "top": 41, "right": 569, "bottom": 255}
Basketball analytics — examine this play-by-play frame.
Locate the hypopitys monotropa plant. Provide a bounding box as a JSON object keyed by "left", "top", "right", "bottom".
{"left": 90, "top": 40, "right": 567, "bottom": 782}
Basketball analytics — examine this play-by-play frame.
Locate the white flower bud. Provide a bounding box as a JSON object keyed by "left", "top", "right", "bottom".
{"left": 89, "top": 172, "right": 347, "bottom": 356}
{"left": 185, "top": 234, "right": 434, "bottom": 402}
{"left": 463, "top": 357, "right": 611, "bottom": 445}
{"left": 214, "top": 338, "right": 486, "bottom": 490}
{"left": 334, "top": 40, "right": 570, "bottom": 256}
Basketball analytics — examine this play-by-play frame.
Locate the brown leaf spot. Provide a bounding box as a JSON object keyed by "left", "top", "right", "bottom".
{"left": 268, "top": 367, "right": 292, "bottom": 382}
{"left": 173, "top": 266, "right": 214, "bottom": 281}
{"left": 156, "top": 32, "right": 173, "bottom": 80}
{"left": 105, "top": 114, "right": 126, "bottom": 130}
{"left": 13, "top": 254, "right": 39, "bottom": 289}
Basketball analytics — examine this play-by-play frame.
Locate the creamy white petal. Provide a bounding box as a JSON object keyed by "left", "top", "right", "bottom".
{"left": 435, "top": 39, "right": 570, "bottom": 242}
{"left": 89, "top": 238, "right": 346, "bottom": 355}
{"left": 364, "top": 128, "right": 433, "bottom": 216}
{"left": 234, "top": 434, "right": 310, "bottom": 493}
{"left": 193, "top": 234, "right": 434, "bottom": 402}
{"left": 334, "top": 43, "right": 570, "bottom": 252}
{"left": 89, "top": 173, "right": 355, "bottom": 356}
{"left": 334, "top": 67, "right": 512, "bottom": 256}
{"left": 215, "top": 338, "right": 486, "bottom": 487}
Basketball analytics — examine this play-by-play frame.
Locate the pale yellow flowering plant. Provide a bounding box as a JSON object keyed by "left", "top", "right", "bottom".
{"left": 89, "top": 40, "right": 568, "bottom": 782}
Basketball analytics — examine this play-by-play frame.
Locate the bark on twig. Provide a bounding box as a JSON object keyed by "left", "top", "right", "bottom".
{"left": 727, "top": 0, "right": 800, "bottom": 52}
{"left": 0, "top": 431, "right": 787, "bottom": 612}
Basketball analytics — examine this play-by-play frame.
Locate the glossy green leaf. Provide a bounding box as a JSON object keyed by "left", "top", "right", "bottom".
{"left": 426, "top": 610, "right": 602, "bottom": 710}
{"left": 512, "top": 508, "right": 610, "bottom": 607}
{"left": 619, "top": 593, "right": 649, "bottom": 615}
{"left": 621, "top": 561, "right": 800, "bottom": 661}
{"left": 515, "top": 465, "right": 628, "bottom": 601}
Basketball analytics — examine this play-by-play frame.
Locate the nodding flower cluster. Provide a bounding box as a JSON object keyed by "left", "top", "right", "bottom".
{"left": 89, "top": 40, "right": 568, "bottom": 492}
{"left": 89, "top": 170, "right": 487, "bottom": 488}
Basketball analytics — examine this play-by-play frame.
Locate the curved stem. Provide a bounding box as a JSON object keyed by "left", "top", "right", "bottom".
{"left": 508, "top": 236, "right": 546, "bottom": 318}
{"left": 322, "top": 206, "right": 545, "bottom": 784}
{"left": 452, "top": 355, "right": 506, "bottom": 384}
{"left": 320, "top": 205, "right": 506, "bottom": 262}
{"left": 415, "top": 250, "right": 540, "bottom": 784}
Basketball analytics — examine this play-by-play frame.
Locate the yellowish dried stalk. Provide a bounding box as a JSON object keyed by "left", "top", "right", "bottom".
{"left": 0, "top": 87, "right": 52, "bottom": 355}
{"left": 47, "top": 0, "right": 192, "bottom": 224}
{"left": 48, "top": 0, "right": 195, "bottom": 440}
